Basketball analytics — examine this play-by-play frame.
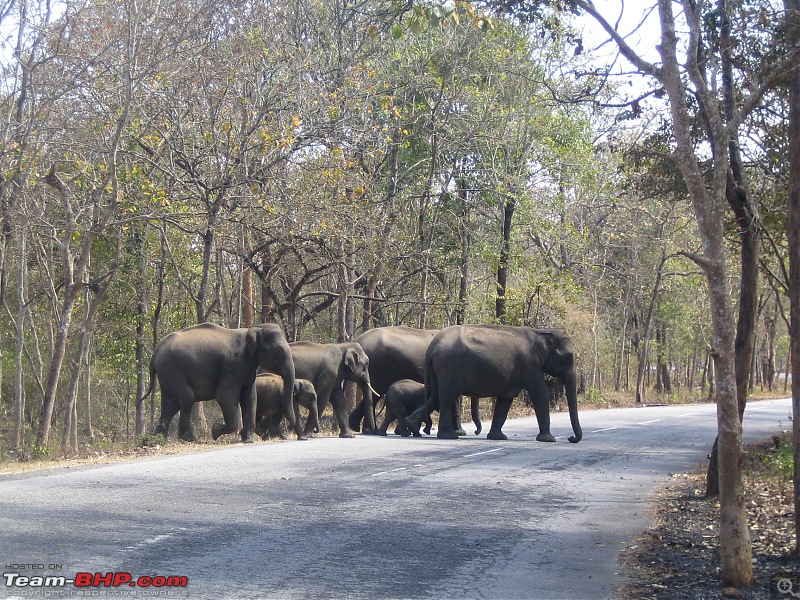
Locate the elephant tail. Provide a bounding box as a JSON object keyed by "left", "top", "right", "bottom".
{"left": 137, "top": 358, "right": 157, "bottom": 406}
{"left": 424, "top": 353, "right": 437, "bottom": 412}
{"left": 471, "top": 397, "right": 481, "bottom": 435}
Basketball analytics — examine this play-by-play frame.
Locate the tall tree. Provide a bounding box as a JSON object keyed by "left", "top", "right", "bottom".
{"left": 784, "top": 0, "right": 800, "bottom": 555}
{"left": 570, "top": 0, "right": 800, "bottom": 588}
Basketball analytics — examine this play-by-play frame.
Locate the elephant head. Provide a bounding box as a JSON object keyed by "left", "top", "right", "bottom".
{"left": 342, "top": 343, "right": 379, "bottom": 426}
{"left": 247, "top": 324, "right": 296, "bottom": 430}
{"left": 538, "top": 330, "right": 582, "bottom": 444}
{"left": 293, "top": 379, "right": 319, "bottom": 434}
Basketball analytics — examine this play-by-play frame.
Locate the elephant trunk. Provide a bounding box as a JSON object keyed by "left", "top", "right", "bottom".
{"left": 565, "top": 372, "right": 582, "bottom": 443}
{"left": 279, "top": 359, "right": 297, "bottom": 432}
{"left": 361, "top": 378, "right": 377, "bottom": 432}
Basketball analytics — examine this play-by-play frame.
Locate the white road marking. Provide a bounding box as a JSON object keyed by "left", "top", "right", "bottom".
{"left": 464, "top": 448, "right": 504, "bottom": 458}
{"left": 636, "top": 419, "right": 661, "bottom": 425}
{"left": 369, "top": 449, "right": 504, "bottom": 477}
{"left": 591, "top": 426, "right": 626, "bottom": 433}
{"left": 369, "top": 467, "right": 409, "bottom": 477}
{"left": 123, "top": 530, "right": 185, "bottom": 552}
{"left": 678, "top": 412, "right": 699, "bottom": 417}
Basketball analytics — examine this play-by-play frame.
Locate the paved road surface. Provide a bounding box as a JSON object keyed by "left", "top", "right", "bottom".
{"left": 0, "top": 398, "right": 791, "bottom": 599}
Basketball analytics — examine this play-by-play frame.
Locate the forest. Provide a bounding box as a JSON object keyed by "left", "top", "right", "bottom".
{"left": 0, "top": 0, "right": 795, "bottom": 461}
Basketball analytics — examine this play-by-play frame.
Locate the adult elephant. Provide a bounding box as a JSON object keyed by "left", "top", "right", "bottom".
{"left": 254, "top": 374, "right": 318, "bottom": 440}
{"left": 406, "top": 325, "right": 582, "bottom": 443}
{"left": 290, "top": 341, "right": 376, "bottom": 438}
{"left": 141, "top": 323, "right": 296, "bottom": 442}
{"left": 350, "top": 326, "right": 477, "bottom": 435}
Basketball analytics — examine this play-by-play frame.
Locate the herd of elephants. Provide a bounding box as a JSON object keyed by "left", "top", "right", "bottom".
{"left": 139, "top": 323, "right": 583, "bottom": 446}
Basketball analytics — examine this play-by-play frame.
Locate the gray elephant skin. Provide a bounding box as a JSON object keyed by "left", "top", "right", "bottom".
{"left": 141, "top": 323, "right": 296, "bottom": 442}
{"left": 290, "top": 341, "right": 375, "bottom": 438}
{"left": 407, "top": 325, "right": 582, "bottom": 443}
{"left": 351, "top": 326, "right": 480, "bottom": 436}
{"left": 377, "top": 379, "right": 432, "bottom": 437}
{"left": 254, "top": 374, "right": 319, "bottom": 440}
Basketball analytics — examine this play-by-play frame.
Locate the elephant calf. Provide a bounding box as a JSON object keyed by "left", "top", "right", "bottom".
{"left": 255, "top": 374, "right": 319, "bottom": 441}
{"left": 378, "top": 380, "right": 432, "bottom": 437}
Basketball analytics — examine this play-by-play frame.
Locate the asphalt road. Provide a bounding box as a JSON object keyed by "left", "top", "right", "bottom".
{"left": 0, "top": 398, "right": 792, "bottom": 600}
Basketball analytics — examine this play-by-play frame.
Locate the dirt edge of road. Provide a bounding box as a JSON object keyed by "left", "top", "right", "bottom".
{"left": 617, "top": 431, "right": 798, "bottom": 600}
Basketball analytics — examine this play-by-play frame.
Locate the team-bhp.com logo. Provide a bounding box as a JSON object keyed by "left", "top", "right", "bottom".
{"left": 4, "top": 571, "right": 188, "bottom": 593}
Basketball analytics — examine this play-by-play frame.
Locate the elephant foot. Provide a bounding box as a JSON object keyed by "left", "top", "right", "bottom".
{"left": 348, "top": 415, "right": 362, "bottom": 433}
{"left": 212, "top": 422, "right": 228, "bottom": 440}
{"left": 403, "top": 417, "right": 421, "bottom": 437}
{"left": 536, "top": 432, "right": 557, "bottom": 442}
{"left": 339, "top": 430, "right": 355, "bottom": 439}
{"left": 240, "top": 427, "right": 257, "bottom": 443}
{"left": 423, "top": 423, "right": 432, "bottom": 435}
{"left": 487, "top": 430, "right": 508, "bottom": 441}
{"left": 455, "top": 427, "right": 467, "bottom": 437}
{"left": 437, "top": 430, "right": 460, "bottom": 440}
{"left": 178, "top": 432, "right": 197, "bottom": 443}
{"left": 296, "top": 435, "right": 309, "bottom": 441}
{"left": 378, "top": 430, "right": 388, "bottom": 437}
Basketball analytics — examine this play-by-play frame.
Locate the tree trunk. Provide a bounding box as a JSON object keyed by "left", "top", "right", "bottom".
{"left": 763, "top": 300, "right": 777, "bottom": 391}
{"left": 456, "top": 191, "right": 470, "bottom": 325}
{"left": 496, "top": 195, "right": 515, "bottom": 323}
{"left": 636, "top": 250, "right": 667, "bottom": 403}
{"left": 339, "top": 239, "right": 357, "bottom": 419}
{"left": 83, "top": 337, "right": 93, "bottom": 441}
{"left": 656, "top": 0, "right": 752, "bottom": 585}
{"left": 13, "top": 229, "right": 26, "bottom": 449}
{"left": 362, "top": 131, "right": 400, "bottom": 333}
{"left": 783, "top": 0, "right": 800, "bottom": 557}
{"left": 242, "top": 264, "right": 254, "bottom": 328}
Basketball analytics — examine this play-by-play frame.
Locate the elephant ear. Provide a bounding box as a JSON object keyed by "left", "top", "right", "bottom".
{"left": 344, "top": 347, "right": 359, "bottom": 373}
{"left": 245, "top": 326, "right": 261, "bottom": 357}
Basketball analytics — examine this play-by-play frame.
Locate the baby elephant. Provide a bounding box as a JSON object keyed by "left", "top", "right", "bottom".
{"left": 378, "top": 379, "right": 432, "bottom": 437}
{"left": 255, "top": 374, "right": 319, "bottom": 440}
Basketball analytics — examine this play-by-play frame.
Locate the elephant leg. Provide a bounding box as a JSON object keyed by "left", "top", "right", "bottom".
{"left": 329, "top": 387, "right": 355, "bottom": 438}
{"left": 304, "top": 387, "right": 330, "bottom": 437}
{"left": 177, "top": 407, "right": 197, "bottom": 442}
{"left": 452, "top": 398, "right": 467, "bottom": 437}
{"left": 377, "top": 408, "right": 395, "bottom": 436}
{"left": 261, "top": 415, "right": 286, "bottom": 440}
{"left": 238, "top": 384, "right": 257, "bottom": 443}
{"left": 390, "top": 402, "right": 413, "bottom": 437}
{"left": 154, "top": 394, "right": 180, "bottom": 437}
{"left": 348, "top": 400, "right": 365, "bottom": 433}
{"left": 487, "top": 395, "right": 514, "bottom": 441}
{"left": 403, "top": 403, "right": 428, "bottom": 437}
{"left": 212, "top": 393, "right": 244, "bottom": 441}
{"left": 423, "top": 414, "right": 432, "bottom": 436}
{"left": 436, "top": 392, "right": 460, "bottom": 439}
{"left": 527, "top": 372, "right": 556, "bottom": 442}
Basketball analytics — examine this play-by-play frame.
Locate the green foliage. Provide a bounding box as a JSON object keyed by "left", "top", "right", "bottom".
{"left": 31, "top": 445, "right": 51, "bottom": 461}
{"left": 770, "top": 442, "right": 794, "bottom": 479}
